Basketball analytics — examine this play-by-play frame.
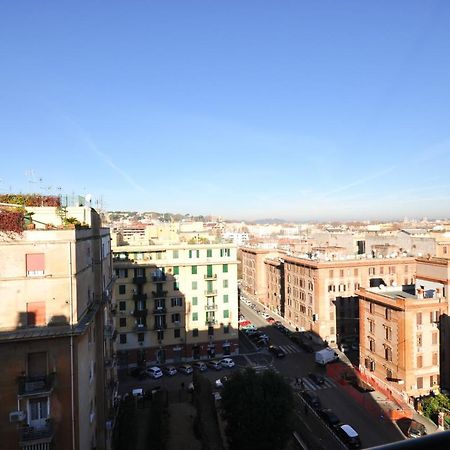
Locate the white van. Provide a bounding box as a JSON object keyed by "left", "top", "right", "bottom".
{"left": 314, "top": 348, "right": 339, "bottom": 365}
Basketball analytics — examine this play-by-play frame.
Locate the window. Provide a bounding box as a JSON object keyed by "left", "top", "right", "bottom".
{"left": 26, "top": 254, "right": 45, "bottom": 276}
{"left": 207, "top": 249, "right": 212, "bottom": 257}
{"left": 208, "top": 326, "right": 214, "bottom": 336}
{"left": 29, "top": 397, "right": 48, "bottom": 422}
{"left": 385, "top": 308, "right": 392, "bottom": 320}
{"left": 119, "top": 318, "right": 126, "bottom": 327}
{"left": 220, "top": 248, "right": 231, "bottom": 257}
{"left": 26, "top": 302, "right": 46, "bottom": 326}
{"left": 119, "top": 334, "right": 127, "bottom": 344}
{"left": 171, "top": 297, "right": 183, "bottom": 307}
{"left": 115, "top": 268, "right": 128, "bottom": 278}
{"left": 174, "top": 328, "right": 180, "bottom": 338}
{"left": 138, "top": 333, "right": 144, "bottom": 342}
{"left": 172, "top": 313, "right": 181, "bottom": 323}
{"left": 417, "top": 377, "right": 423, "bottom": 389}
{"left": 369, "top": 338, "right": 375, "bottom": 352}
{"left": 119, "top": 301, "right": 126, "bottom": 311}
{"left": 174, "top": 281, "right": 179, "bottom": 290}
{"left": 173, "top": 250, "right": 179, "bottom": 259}
{"left": 223, "top": 264, "right": 228, "bottom": 273}
{"left": 119, "top": 285, "right": 126, "bottom": 295}
{"left": 369, "top": 303, "right": 374, "bottom": 314}
{"left": 224, "top": 324, "right": 229, "bottom": 334}
{"left": 354, "top": 268, "right": 358, "bottom": 276}
{"left": 173, "top": 266, "right": 179, "bottom": 275}
{"left": 192, "top": 281, "right": 197, "bottom": 290}
{"left": 416, "top": 313, "right": 422, "bottom": 325}
{"left": 223, "top": 280, "right": 228, "bottom": 288}
{"left": 385, "top": 327, "right": 392, "bottom": 341}
{"left": 192, "top": 296, "right": 198, "bottom": 306}
{"left": 329, "top": 270, "right": 334, "bottom": 278}
{"left": 432, "top": 352, "right": 438, "bottom": 365}
{"left": 192, "top": 312, "right": 198, "bottom": 321}
{"left": 417, "top": 334, "right": 422, "bottom": 347}
{"left": 417, "top": 355, "right": 423, "bottom": 368}
{"left": 432, "top": 332, "right": 438, "bottom": 345}
{"left": 340, "top": 270, "right": 344, "bottom": 277}
{"left": 385, "top": 346, "right": 392, "bottom": 362}
{"left": 223, "top": 309, "right": 229, "bottom": 319}
{"left": 191, "top": 266, "right": 197, "bottom": 275}
{"left": 193, "top": 328, "right": 199, "bottom": 337}
{"left": 157, "top": 330, "right": 164, "bottom": 341}
{"left": 223, "top": 294, "right": 229, "bottom": 304}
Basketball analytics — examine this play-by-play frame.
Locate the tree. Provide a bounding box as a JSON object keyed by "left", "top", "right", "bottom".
{"left": 221, "top": 368, "right": 295, "bottom": 450}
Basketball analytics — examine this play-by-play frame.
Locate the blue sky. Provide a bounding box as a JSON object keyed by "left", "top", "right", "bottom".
{"left": 1, "top": 1, "right": 450, "bottom": 221}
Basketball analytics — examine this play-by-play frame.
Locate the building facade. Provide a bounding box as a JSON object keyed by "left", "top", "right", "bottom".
{"left": 264, "top": 258, "right": 284, "bottom": 317}
{"left": 112, "top": 243, "right": 239, "bottom": 368}
{"left": 0, "top": 206, "right": 116, "bottom": 450}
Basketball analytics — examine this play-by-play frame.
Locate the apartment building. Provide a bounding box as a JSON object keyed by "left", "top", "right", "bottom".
{"left": 112, "top": 243, "right": 239, "bottom": 367}
{"left": 264, "top": 258, "right": 284, "bottom": 317}
{"left": 283, "top": 256, "right": 416, "bottom": 345}
{"left": 0, "top": 203, "right": 116, "bottom": 450}
{"left": 240, "top": 247, "right": 282, "bottom": 305}
{"left": 358, "top": 257, "right": 450, "bottom": 404}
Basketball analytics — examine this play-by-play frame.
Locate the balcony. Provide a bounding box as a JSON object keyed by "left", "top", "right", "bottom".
{"left": 205, "top": 290, "right": 217, "bottom": 297}
{"left": 205, "top": 319, "right": 218, "bottom": 326}
{"left": 205, "top": 304, "right": 218, "bottom": 311}
{"left": 133, "top": 308, "right": 148, "bottom": 317}
{"left": 153, "top": 323, "right": 167, "bottom": 331}
{"left": 134, "top": 324, "right": 148, "bottom": 332}
{"left": 19, "top": 419, "right": 54, "bottom": 446}
{"left": 18, "top": 373, "right": 55, "bottom": 398}
{"left": 204, "top": 274, "right": 217, "bottom": 280}
{"left": 133, "top": 276, "right": 147, "bottom": 285}
{"left": 152, "top": 290, "right": 168, "bottom": 299}
{"left": 153, "top": 306, "right": 167, "bottom": 314}
{"left": 152, "top": 274, "right": 167, "bottom": 283}
{"left": 133, "top": 293, "right": 148, "bottom": 301}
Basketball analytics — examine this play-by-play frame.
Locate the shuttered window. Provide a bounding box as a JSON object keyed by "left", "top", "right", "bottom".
{"left": 26, "top": 254, "right": 45, "bottom": 276}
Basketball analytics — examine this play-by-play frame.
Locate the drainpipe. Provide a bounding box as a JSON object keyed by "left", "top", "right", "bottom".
{"left": 69, "top": 241, "right": 76, "bottom": 450}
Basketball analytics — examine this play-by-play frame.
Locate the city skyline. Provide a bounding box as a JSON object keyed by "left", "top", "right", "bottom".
{"left": 2, "top": 1, "right": 450, "bottom": 220}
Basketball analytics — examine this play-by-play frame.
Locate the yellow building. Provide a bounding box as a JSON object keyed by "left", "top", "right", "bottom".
{"left": 112, "top": 243, "right": 239, "bottom": 367}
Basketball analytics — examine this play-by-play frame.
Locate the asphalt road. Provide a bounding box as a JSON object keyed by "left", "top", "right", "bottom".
{"left": 240, "top": 300, "right": 405, "bottom": 449}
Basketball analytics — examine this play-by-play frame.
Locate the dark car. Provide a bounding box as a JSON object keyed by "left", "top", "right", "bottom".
{"left": 308, "top": 373, "right": 325, "bottom": 385}
{"left": 269, "top": 346, "right": 286, "bottom": 358}
{"left": 129, "top": 367, "right": 148, "bottom": 380}
{"left": 318, "top": 408, "right": 341, "bottom": 428}
{"left": 407, "top": 420, "right": 426, "bottom": 438}
{"left": 301, "top": 391, "right": 321, "bottom": 409}
{"left": 336, "top": 424, "right": 361, "bottom": 449}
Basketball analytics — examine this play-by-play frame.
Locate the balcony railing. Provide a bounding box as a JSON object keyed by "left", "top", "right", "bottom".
{"left": 133, "top": 293, "right": 148, "bottom": 301}
{"left": 152, "top": 275, "right": 167, "bottom": 283}
{"left": 153, "top": 323, "right": 167, "bottom": 331}
{"left": 133, "top": 276, "right": 147, "bottom": 284}
{"left": 205, "top": 290, "right": 217, "bottom": 296}
{"left": 18, "top": 373, "right": 55, "bottom": 398}
{"left": 19, "top": 419, "right": 54, "bottom": 445}
{"left": 205, "top": 304, "right": 218, "bottom": 311}
{"left": 204, "top": 274, "right": 217, "bottom": 280}
{"left": 153, "top": 306, "right": 167, "bottom": 314}
{"left": 152, "top": 290, "right": 168, "bottom": 299}
{"left": 133, "top": 308, "right": 148, "bottom": 317}
{"left": 134, "top": 324, "right": 148, "bottom": 332}
{"left": 205, "top": 319, "right": 218, "bottom": 326}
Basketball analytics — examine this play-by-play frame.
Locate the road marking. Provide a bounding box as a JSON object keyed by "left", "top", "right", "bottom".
{"left": 300, "top": 376, "right": 337, "bottom": 391}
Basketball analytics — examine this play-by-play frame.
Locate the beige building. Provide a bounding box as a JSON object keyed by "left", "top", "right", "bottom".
{"left": 0, "top": 202, "right": 116, "bottom": 450}
{"left": 358, "top": 257, "right": 450, "bottom": 403}
{"left": 264, "top": 258, "right": 284, "bottom": 316}
{"left": 283, "top": 256, "right": 416, "bottom": 345}
{"left": 112, "top": 243, "right": 239, "bottom": 367}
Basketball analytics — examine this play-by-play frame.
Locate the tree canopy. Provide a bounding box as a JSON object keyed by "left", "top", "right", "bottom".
{"left": 221, "top": 368, "right": 295, "bottom": 450}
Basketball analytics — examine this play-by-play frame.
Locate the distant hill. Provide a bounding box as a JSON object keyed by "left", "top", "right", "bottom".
{"left": 250, "top": 218, "right": 288, "bottom": 224}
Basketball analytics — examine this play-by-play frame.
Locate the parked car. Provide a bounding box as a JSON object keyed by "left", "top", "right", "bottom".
{"left": 163, "top": 365, "right": 177, "bottom": 376}
{"left": 215, "top": 376, "right": 229, "bottom": 388}
{"left": 336, "top": 424, "right": 361, "bottom": 448}
{"left": 266, "top": 317, "right": 276, "bottom": 324}
{"left": 241, "top": 324, "right": 257, "bottom": 331}
{"left": 193, "top": 361, "right": 207, "bottom": 372}
{"left": 261, "top": 312, "right": 270, "bottom": 319}
{"left": 243, "top": 328, "right": 258, "bottom": 336}
{"left": 318, "top": 408, "right": 341, "bottom": 428}
{"left": 207, "top": 360, "right": 222, "bottom": 371}
{"left": 146, "top": 366, "right": 163, "bottom": 379}
{"left": 273, "top": 321, "right": 283, "bottom": 328}
{"left": 255, "top": 338, "right": 269, "bottom": 348}
{"left": 220, "top": 358, "right": 235, "bottom": 368}
{"left": 178, "top": 364, "right": 193, "bottom": 374}
{"left": 238, "top": 320, "right": 251, "bottom": 327}
{"left": 301, "top": 391, "right": 321, "bottom": 409}
{"left": 250, "top": 332, "right": 269, "bottom": 341}
{"left": 407, "top": 420, "right": 427, "bottom": 438}
{"left": 130, "top": 367, "right": 148, "bottom": 380}
{"left": 308, "top": 373, "right": 325, "bottom": 385}
{"left": 269, "top": 346, "right": 286, "bottom": 358}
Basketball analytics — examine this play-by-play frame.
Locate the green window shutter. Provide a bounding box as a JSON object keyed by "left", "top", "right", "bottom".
{"left": 207, "top": 280, "right": 213, "bottom": 291}
{"left": 173, "top": 266, "right": 179, "bottom": 275}
{"left": 192, "top": 312, "right": 198, "bottom": 321}
{"left": 223, "top": 309, "right": 229, "bottom": 319}
{"left": 207, "top": 249, "right": 212, "bottom": 257}
{"left": 223, "top": 280, "right": 228, "bottom": 288}
{"left": 196, "top": 250, "right": 200, "bottom": 257}
{"left": 189, "top": 250, "right": 192, "bottom": 258}
{"left": 207, "top": 265, "right": 213, "bottom": 277}
{"left": 192, "top": 297, "right": 198, "bottom": 306}
{"left": 223, "top": 264, "right": 228, "bottom": 273}
{"left": 223, "top": 294, "right": 228, "bottom": 303}
{"left": 192, "top": 265, "right": 197, "bottom": 274}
